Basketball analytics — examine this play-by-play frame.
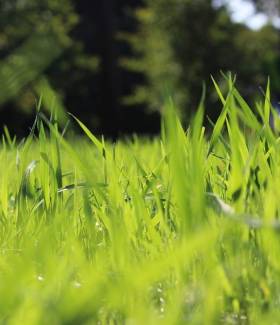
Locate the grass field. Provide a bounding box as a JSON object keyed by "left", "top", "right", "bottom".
{"left": 1, "top": 79, "right": 280, "bottom": 324}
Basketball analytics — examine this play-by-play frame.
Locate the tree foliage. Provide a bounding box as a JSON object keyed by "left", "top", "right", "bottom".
{"left": 0, "top": 0, "right": 98, "bottom": 124}
{"left": 1, "top": 0, "right": 280, "bottom": 134}
{"left": 122, "top": 0, "right": 280, "bottom": 119}
{"left": 250, "top": 0, "right": 280, "bottom": 15}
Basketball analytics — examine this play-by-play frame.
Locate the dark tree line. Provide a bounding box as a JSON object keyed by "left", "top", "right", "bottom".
{"left": 0, "top": 0, "right": 279, "bottom": 137}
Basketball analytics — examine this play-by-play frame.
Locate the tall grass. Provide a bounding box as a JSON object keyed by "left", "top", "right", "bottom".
{"left": 0, "top": 79, "right": 280, "bottom": 324}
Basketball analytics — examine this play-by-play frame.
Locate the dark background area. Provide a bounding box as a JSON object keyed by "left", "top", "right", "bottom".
{"left": 0, "top": 0, "right": 279, "bottom": 137}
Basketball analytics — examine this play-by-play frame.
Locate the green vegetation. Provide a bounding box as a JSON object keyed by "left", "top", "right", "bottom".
{"left": 1, "top": 79, "right": 280, "bottom": 324}
{"left": 1, "top": 0, "right": 280, "bottom": 135}
{"left": 122, "top": 0, "right": 280, "bottom": 118}
{"left": 0, "top": 0, "right": 98, "bottom": 118}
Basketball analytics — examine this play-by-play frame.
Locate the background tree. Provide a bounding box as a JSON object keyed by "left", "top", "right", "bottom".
{"left": 0, "top": 0, "right": 279, "bottom": 135}
{"left": 0, "top": 0, "right": 98, "bottom": 134}
{"left": 250, "top": 0, "right": 280, "bottom": 14}
{"left": 122, "top": 0, "right": 280, "bottom": 121}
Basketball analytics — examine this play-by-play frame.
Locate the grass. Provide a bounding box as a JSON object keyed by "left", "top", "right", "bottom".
{"left": 1, "top": 78, "right": 280, "bottom": 324}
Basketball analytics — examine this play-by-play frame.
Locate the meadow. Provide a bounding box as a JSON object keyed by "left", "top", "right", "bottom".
{"left": 1, "top": 79, "right": 280, "bottom": 324}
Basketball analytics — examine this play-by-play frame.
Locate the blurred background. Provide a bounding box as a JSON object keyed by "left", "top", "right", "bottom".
{"left": 0, "top": 0, "right": 280, "bottom": 137}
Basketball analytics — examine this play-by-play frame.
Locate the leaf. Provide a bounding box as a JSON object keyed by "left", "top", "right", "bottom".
{"left": 69, "top": 113, "right": 104, "bottom": 154}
